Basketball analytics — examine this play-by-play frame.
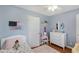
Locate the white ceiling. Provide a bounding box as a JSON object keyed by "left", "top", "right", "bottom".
{"left": 16, "top": 5, "right": 79, "bottom": 16}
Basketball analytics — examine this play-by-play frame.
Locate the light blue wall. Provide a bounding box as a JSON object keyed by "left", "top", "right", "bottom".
{"left": 48, "top": 9, "right": 79, "bottom": 47}
{"left": 0, "top": 6, "right": 49, "bottom": 40}
{"left": 0, "top": 5, "right": 78, "bottom": 48}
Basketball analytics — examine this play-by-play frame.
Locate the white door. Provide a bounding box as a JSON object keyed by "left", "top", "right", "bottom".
{"left": 76, "top": 14, "right": 79, "bottom": 43}
{"left": 27, "top": 16, "right": 40, "bottom": 47}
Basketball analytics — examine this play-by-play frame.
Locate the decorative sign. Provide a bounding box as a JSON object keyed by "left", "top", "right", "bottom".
{"left": 9, "top": 20, "right": 22, "bottom": 30}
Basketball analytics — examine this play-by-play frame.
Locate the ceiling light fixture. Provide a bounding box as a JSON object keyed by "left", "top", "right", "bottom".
{"left": 48, "top": 6, "right": 52, "bottom": 11}
{"left": 53, "top": 5, "right": 58, "bottom": 9}
{"left": 51, "top": 8, "right": 55, "bottom": 11}
{"left": 48, "top": 5, "right": 58, "bottom": 12}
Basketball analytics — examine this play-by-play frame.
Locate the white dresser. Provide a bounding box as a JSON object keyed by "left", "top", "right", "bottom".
{"left": 50, "top": 32, "right": 66, "bottom": 49}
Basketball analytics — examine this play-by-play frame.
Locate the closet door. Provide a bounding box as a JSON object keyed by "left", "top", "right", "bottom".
{"left": 27, "top": 16, "right": 40, "bottom": 47}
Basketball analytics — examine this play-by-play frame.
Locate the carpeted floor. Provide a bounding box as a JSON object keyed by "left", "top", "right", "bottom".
{"left": 32, "top": 45, "right": 60, "bottom": 53}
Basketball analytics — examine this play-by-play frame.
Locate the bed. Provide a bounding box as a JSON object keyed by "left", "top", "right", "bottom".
{"left": 0, "top": 35, "right": 59, "bottom": 53}
{"left": 0, "top": 35, "right": 32, "bottom": 53}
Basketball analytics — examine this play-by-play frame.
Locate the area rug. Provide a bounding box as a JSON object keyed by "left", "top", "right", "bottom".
{"left": 32, "top": 45, "right": 60, "bottom": 53}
